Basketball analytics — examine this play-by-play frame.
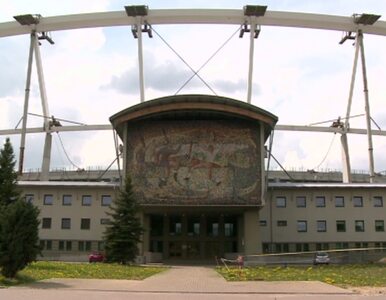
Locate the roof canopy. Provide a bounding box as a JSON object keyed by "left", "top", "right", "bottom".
{"left": 110, "top": 94, "right": 278, "bottom": 140}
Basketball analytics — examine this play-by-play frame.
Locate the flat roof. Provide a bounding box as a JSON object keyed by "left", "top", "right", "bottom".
{"left": 18, "top": 181, "right": 119, "bottom": 188}
{"left": 269, "top": 182, "right": 386, "bottom": 188}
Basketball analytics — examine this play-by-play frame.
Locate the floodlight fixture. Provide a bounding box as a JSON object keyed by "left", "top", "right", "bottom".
{"left": 243, "top": 5, "right": 267, "bottom": 17}
{"left": 124, "top": 5, "right": 148, "bottom": 17}
{"left": 13, "top": 14, "right": 41, "bottom": 25}
{"left": 353, "top": 13, "right": 381, "bottom": 25}
{"left": 38, "top": 32, "right": 55, "bottom": 45}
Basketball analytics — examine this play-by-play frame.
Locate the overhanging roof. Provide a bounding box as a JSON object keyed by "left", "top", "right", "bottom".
{"left": 110, "top": 94, "right": 278, "bottom": 139}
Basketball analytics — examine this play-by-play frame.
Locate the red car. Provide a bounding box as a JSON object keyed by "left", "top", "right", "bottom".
{"left": 88, "top": 252, "right": 105, "bottom": 263}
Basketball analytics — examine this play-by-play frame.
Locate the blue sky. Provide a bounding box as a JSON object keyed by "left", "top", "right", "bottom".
{"left": 0, "top": 0, "right": 386, "bottom": 174}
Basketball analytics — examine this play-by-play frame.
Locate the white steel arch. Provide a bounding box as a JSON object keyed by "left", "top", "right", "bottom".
{"left": 0, "top": 9, "right": 385, "bottom": 38}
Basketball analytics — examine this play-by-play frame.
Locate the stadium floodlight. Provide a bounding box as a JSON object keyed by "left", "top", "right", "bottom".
{"left": 243, "top": 5, "right": 267, "bottom": 17}
{"left": 124, "top": 5, "right": 149, "bottom": 17}
{"left": 353, "top": 13, "right": 381, "bottom": 25}
{"left": 14, "top": 14, "right": 41, "bottom": 25}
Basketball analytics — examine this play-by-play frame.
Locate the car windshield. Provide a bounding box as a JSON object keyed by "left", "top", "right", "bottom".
{"left": 316, "top": 252, "right": 328, "bottom": 257}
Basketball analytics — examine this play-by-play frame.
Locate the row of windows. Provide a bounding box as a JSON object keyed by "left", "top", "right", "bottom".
{"left": 275, "top": 195, "right": 383, "bottom": 208}
{"left": 262, "top": 242, "right": 386, "bottom": 254}
{"left": 26, "top": 194, "right": 113, "bottom": 206}
{"left": 42, "top": 217, "right": 112, "bottom": 230}
{"left": 40, "top": 240, "right": 105, "bottom": 251}
{"left": 260, "top": 219, "right": 386, "bottom": 232}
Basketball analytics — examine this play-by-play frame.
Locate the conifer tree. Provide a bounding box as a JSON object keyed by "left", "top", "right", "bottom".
{"left": 104, "top": 176, "right": 143, "bottom": 264}
{"left": 0, "top": 137, "right": 19, "bottom": 207}
{"left": 0, "top": 138, "right": 40, "bottom": 278}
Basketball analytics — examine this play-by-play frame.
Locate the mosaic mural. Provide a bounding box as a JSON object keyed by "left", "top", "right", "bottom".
{"left": 126, "top": 120, "right": 262, "bottom": 205}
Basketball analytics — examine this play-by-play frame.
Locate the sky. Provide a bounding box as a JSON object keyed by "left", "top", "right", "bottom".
{"left": 0, "top": 0, "right": 386, "bottom": 175}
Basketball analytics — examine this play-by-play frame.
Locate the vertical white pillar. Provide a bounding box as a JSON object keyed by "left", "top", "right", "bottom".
{"left": 247, "top": 21, "right": 256, "bottom": 104}
{"left": 358, "top": 31, "right": 375, "bottom": 182}
{"left": 19, "top": 32, "right": 36, "bottom": 175}
{"left": 137, "top": 21, "right": 145, "bottom": 102}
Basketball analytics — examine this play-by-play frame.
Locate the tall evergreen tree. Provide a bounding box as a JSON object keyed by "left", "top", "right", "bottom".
{"left": 104, "top": 176, "right": 143, "bottom": 264}
{"left": 0, "top": 138, "right": 40, "bottom": 278}
{"left": 0, "top": 138, "right": 19, "bottom": 206}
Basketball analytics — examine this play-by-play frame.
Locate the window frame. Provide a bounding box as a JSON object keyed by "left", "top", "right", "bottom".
{"left": 335, "top": 196, "right": 345, "bottom": 207}
{"left": 80, "top": 218, "right": 91, "bottom": 230}
{"left": 353, "top": 196, "right": 363, "bottom": 207}
{"left": 336, "top": 220, "right": 346, "bottom": 232}
{"left": 316, "top": 220, "right": 327, "bottom": 232}
{"left": 62, "top": 194, "right": 72, "bottom": 206}
{"left": 373, "top": 196, "right": 383, "bottom": 207}
{"left": 61, "top": 218, "right": 71, "bottom": 230}
{"left": 296, "top": 196, "right": 306, "bottom": 208}
{"left": 315, "top": 196, "right": 326, "bottom": 208}
{"left": 101, "top": 195, "right": 112, "bottom": 206}
{"left": 375, "top": 220, "right": 384, "bottom": 232}
{"left": 355, "top": 220, "right": 365, "bottom": 232}
{"left": 82, "top": 195, "right": 92, "bottom": 206}
{"left": 276, "top": 196, "right": 286, "bottom": 208}
{"left": 43, "top": 194, "right": 54, "bottom": 205}
{"left": 42, "top": 217, "right": 52, "bottom": 229}
{"left": 297, "top": 220, "right": 307, "bottom": 232}
{"left": 277, "top": 220, "right": 288, "bottom": 227}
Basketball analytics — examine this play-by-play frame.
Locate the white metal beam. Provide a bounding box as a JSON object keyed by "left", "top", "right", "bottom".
{"left": 1, "top": 10, "right": 385, "bottom": 38}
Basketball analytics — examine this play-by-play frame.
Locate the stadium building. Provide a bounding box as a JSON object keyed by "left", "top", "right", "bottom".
{"left": 17, "top": 94, "right": 386, "bottom": 263}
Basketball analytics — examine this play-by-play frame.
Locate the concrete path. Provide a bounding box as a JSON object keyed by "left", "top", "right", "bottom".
{"left": 16, "top": 266, "right": 353, "bottom": 295}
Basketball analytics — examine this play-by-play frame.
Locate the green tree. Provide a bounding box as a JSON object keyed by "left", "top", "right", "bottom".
{"left": 0, "top": 200, "right": 40, "bottom": 278}
{"left": 104, "top": 176, "right": 143, "bottom": 264}
{"left": 0, "top": 138, "right": 40, "bottom": 278}
{"left": 0, "top": 138, "right": 19, "bottom": 207}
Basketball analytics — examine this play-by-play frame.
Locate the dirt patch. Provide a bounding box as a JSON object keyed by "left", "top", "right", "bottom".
{"left": 348, "top": 286, "right": 386, "bottom": 295}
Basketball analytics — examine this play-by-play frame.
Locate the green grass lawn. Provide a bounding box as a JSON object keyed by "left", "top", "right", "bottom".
{"left": 217, "top": 264, "right": 386, "bottom": 287}
{"left": 0, "top": 261, "right": 167, "bottom": 287}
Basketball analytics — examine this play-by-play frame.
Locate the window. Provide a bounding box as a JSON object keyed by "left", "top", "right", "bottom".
{"left": 375, "top": 220, "right": 384, "bottom": 232}
{"left": 276, "top": 196, "right": 286, "bottom": 208}
{"left": 100, "top": 218, "right": 112, "bottom": 225}
{"left": 224, "top": 216, "right": 237, "bottom": 237}
{"left": 335, "top": 196, "right": 344, "bottom": 207}
{"left": 44, "top": 194, "right": 53, "bottom": 205}
{"left": 297, "top": 220, "right": 307, "bottom": 232}
{"left": 98, "top": 241, "right": 105, "bottom": 251}
{"left": 78, "top": 241, "right": 92, "bottom": 252}
{"left": 188, "top": 216, "right": 201, "bottom": 236}
{"left": 296, "top": 196, "right": 306, "bottom": 208}
{"left": 42, "top": 218, "right": 52, "bottom": 229}
{"left": 46, "top": 240, "right": 52, "bottom": 250}
{"left": 207, "top": 217, "right": 219, "bottom": 237}
{"left": 61, "top": 218, "right": 71, "bottom": 229}
{"left": 81, "top": 218, "right": 90, "bottom": 230}
{"left": 317, "top": 220, "right": 327, "bottom": 232}
{"left": 82, "top": 195, "right": 92, "bottom": 206}
{"left": 62, "top": 195, "right": 72, "bottom": 206}
{"left": 355, "top": 220, "right": 365, "bottom": 232}
{"left": 336, "top": 220, "right": 346, "bottom": 232}
{"left": 25, "top": 194, "right": 34, "bottom": 203}
{"left": 373, "top": 196, "right": 383, "bottom": 207}
{"left": 277, "top": 220, "right": 287, "bottom": 227}
{"left": 169, "top": 216, "right": 182, "bottom": 236}
{"left": 66, "top": 241, "right": 72, "bottom": 251}
{"left": 59, "top": 240, "right": 65, "bottom": 250}
{"left": 101, "top": 195, "right": 112, "bottom": 206}
{"left": 353, "top": 196, "right": 363, "bottom": 207}
{"left": 296, "top": 243, "right": 309, "bottom": 252}
{"left": 335, "top": 242, "right": 349, "bottom": 249}
{"left": 316, "top": 243, "right": 329, "bottom": 250}
{"left": 315, "top": 196, "right": 326, "bottom": 207}
{"left": 259, "top": 220, "right": 267, "bottom": 227}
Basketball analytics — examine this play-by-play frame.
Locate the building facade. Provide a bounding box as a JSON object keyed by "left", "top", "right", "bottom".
{"left": 15, "top": 94, "right": 386, "bottom": 262}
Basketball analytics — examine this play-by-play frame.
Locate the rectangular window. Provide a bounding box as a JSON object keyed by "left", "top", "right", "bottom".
{"left": 100, "top": 218, "right": 112, "bottom": 225}
{"left": 373, "top": 196, "right": 383, "bottom": 207}
{"left": 297, "top": 220, "right": 307, "bottom": 232}
{"left": 315, "top": 196, "right": 326, "bottom": 207}
{"left": 46, "top": 240, "right": 52, "bottom": 250}
{"left": 170, "top": 216, "right": 182, "bottom": 236}
{"left": 101, "top": 195, "right": 112, "bottom": 206}
{"left": 25, "top": 194, "right": 34, "bottom": 203}
{"left": 335, "top": 196, "right": 344, "bottom": 207}
{"left": 59, "top": 240, "right": 65, "bottom": 250}
{"left": 82, "top": 195, "right": 92, "bottom": 206}
{"left": 62, "top": 195, "right": 72, "bottom": 206}
{"left": 81, "top": 218, "right": 90, "bottom": 230}
{"left": 276, "top": 196, "right": 286, "bottom": 208}
{"left": 79, "top": 241, "right": 85, "bottom": 251}
{"left": 44, "top": 194, "right": 53, "bottom": 205}
{"left": 259, "top": 220, "right": 267, "bottom": 227}
{"left": 353, "top": 196, "right": 363, "bottom": 207}
{"left": 42, "top": 218, "right": 52, "bottom": 229}
{"left": 375, "top": 220, "right": 384, "bottom": 232}
{"left": 98, "top": 241, "right": 105, "bottom": 251}
{"left": 85, "top": 241, "right": 91, "bottom": 251}
{"left": 66, "top": 241, "right": 72, "bottom": 251}
{"left": 277, "top": 220, "right": 287, "bottom": 227}
{"left": 317, "top": 220, "right": 327, "bottom": 232}
{"left": 296, "top": 196, "right": 306, "bottom": 208}
{"left": 355, "top": 220, "right": 365, "bottom": 232}
{"left": 336, "top": 220, "right": 346, "bottom": 232}
{"left": 79, "top": 241, "right": 91, "bottom": 251}
{"left": 61, "top": 218, "right": 71, "bottom": 229}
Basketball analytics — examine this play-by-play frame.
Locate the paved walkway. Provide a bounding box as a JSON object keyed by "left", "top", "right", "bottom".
{"left": 16, "top": 266, "right": 353, "bottom": 295}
